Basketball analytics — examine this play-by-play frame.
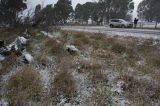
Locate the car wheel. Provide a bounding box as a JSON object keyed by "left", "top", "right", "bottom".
{"left": 110, "top": 24, "right": 114, "bottom": 28}
{"left": 121, "top": 25, "right": 125, "bottom": 28}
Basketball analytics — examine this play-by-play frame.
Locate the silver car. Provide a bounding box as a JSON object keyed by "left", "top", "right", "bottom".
{"left": 109, "top": 19, "right": 133, "bottom": 28}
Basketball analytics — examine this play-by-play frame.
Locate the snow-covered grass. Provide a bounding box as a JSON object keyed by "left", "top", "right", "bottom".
{"left": 0, "top": 28, "right": 160, "bottom": 105}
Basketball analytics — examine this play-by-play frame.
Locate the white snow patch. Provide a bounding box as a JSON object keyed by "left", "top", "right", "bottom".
{"left": 66, "top": 45, "right": 79, "bottom": 52}
{"left": 0, "top": 99, "right": 8, "bottom": 106}
{"left": 16, "top": 36, "right": 27, "bottom": 45}
{"left": 7, "top": 41, "right": 18, "bottom": 51}
{"left": 0, "top": 55, "right": 5, "bottom": 62}
{"left": 72, "top": 71, "right": 92, "bottom": 105}
{"left": 40, "top": 31, "right": 54, "bottom": 38}
{"left": 111, "top": 80, "right": 125, "bottom": 95}
{"left": 23, "top": 52, "right": 33, "bottom": 63}
{"left": 39, "top": 69, "right": 50, "bottom": 92}
{"left": 62, "top": 27, "right": 160, "bottom": 40}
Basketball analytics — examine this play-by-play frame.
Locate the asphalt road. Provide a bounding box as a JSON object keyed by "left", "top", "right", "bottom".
{"left": 61, "top": 26, "right": 160, "bottom": 39}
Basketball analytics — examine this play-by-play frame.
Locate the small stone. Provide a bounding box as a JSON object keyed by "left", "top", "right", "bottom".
{"left": 66, "top": 45, "right": 79, "bottom": 54}
{"left": 23, "top": 52, "right": 33, "bottom": 63}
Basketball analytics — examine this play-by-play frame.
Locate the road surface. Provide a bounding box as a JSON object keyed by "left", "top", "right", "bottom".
{"left": 61, "top": 26, "right": 160, "bottom": 39}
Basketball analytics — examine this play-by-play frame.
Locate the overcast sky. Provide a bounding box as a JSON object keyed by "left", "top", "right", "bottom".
{"left": 27, "top": 0, "right": 142, "bottom": 17}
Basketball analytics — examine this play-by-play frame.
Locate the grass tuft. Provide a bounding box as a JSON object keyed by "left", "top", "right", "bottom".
{"left": 51, "top": 70, "right": 76, "bottom": 100}
{"left": 6, "top": 67, "right": 43, "bottom": 106}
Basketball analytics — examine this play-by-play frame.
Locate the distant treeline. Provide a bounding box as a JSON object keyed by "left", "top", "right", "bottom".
{"left": 0, "top": 0, "right": 159, "bottom": 28}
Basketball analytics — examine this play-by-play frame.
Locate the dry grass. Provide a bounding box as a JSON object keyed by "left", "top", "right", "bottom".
{"left": 50, "top": 57, "right": 76, "bottom": 103}
{"left": 34, "top": 53, "right": 48, "bottom": 64}
{"left": 44, "top": 38, "right": 63, "bottom": 55}
{"left": 79, "top": 59, "right": 102, "bottom": 71}
{"left": 78, "top": 58, "right": 108, "bottom": 85}
{"left": 6, "top": 67, "right": 43, "bottom": 106}
{"left": 71, "top": 32, "right": 91, "bottom": 48}
{"left": 0, "top": 28, "right": 23, "bottom": 44}
{"left": 146, "top": 53, "right": 160, "bottom": 68}
{"left": 118, "top": 75, "right": 160, "bottom": 105}
{"left": 51, "top": 71, "right": 76, "bottom": 99}
{"left": 0, "top": 52, "right": 18, "bottom": 77}
{"left": 86, "top": 86, "right": 111, "bottom": 106}
{"left": 1, "top": 28, "right": 160, "bottom": 105}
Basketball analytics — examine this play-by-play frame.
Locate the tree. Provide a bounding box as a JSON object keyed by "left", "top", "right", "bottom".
{"left": 35, "top": 4, "right": 41, "bottom": 21}
{"left": 91, "top": 2, "right": 104, "bottom": 25}
{"left": 0, "top": 0, "right": 27, "bottom": 26}
{"left": 138, "top": 0, "right": 160, "bottom": 28}
{"left": 74, "top": 0, "right": 134, "bottom": 25}
{"left": 75, "top": 2, "right": 97, "bottom": 24}
{"left": 41, "top": 4, "right": 54, "bottom": 25}
{"left": 32, "top": 4, "right": 42, "bottom": 26}
{"left": 75, "top": 3, "right": 83, "bottom": 20}
{"left": 54, "top": 0, "right": 73, "bottom": 24}
{"left": 99, "top": 0, "right": 134, "bottom": 23}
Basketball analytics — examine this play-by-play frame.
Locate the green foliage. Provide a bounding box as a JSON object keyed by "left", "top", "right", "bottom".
{"left": 75, "top": 0, "right": 134, "bottom": 24}
{"left": 75, "top": 2, "right": 96, "bottom": 22}
{"left": 54, "top": 0, "right": 73, "bottom": 24}
{"left": 138, "top": 0, "right": 160, "bottom": 28}
{"left": 0, "top": 0, "right": 27, "bottom": 25}
{"left": 33, "top": 0, "right": 73, "bottom": 26}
